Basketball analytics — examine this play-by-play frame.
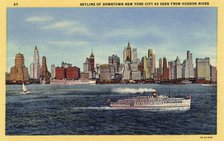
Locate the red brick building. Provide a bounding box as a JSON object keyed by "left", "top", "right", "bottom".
{"left": 66, "top": 66, "right": 80, "bottom": 80}
{"left": 55, "top": 67, "right": 65, "bottom": 80}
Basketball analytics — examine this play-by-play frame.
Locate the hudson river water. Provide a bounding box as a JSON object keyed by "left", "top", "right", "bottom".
{"left": 6, "top": 84, "right": 216, "bottom": 135}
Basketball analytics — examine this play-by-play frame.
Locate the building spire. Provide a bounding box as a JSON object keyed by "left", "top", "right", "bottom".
{"left": 127, "top": 42, "right": 131, "bottom": 48}
{"left": 90, "top": 48, "right": 94, "bottom": 57}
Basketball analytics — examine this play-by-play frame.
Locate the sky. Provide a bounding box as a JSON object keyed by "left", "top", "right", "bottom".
{"left": 7, "top": 8, "right": 217, "bottom": 72}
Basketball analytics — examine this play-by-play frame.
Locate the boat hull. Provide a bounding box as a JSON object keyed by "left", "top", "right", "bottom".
{"left": 110, "top": 105, "right": 190, "bottom": 111}
{"left": 109, "top": 95, "right": 191, "bottom": 111}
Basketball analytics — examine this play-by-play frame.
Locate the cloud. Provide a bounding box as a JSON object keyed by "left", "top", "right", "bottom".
{"left": 26, "top": 16, "right": 53, "bottom": 22}
{"left": 47, "top": 40, "right": 89, "bottom": 46}
{"left": 42, "top": 21, "right": 92, "bottom": 35}
{"left": 103, "top": 27, "right": 166, "bottom": 41}
{"left": 25, "top": 15, "right": 92, "bottom": 35}
{"left": 43, "top": 21, "right": 74, "bottom": 29}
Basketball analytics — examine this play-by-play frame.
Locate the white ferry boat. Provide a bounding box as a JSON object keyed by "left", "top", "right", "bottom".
{"left": 50, "top": 79, "right": 96, "bottom": 85}
{"left": 108, "top": 91, "right": 191, "bottom": 111}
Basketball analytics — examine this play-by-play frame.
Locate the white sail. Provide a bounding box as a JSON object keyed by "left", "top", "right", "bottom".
{"left": 22, "top": 83, "right": 28, "bottom": 92}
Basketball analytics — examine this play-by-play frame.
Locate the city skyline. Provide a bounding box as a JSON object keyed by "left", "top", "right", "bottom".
{"left": 7, "top": 8, "right": 217, "bottom": 72}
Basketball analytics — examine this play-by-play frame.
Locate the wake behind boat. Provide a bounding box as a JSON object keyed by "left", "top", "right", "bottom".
{"left": 108, "top": 91, "right": 191, "bottom": 111}
{"left": 201, "top": 84, "right": 217, "bottom": 87}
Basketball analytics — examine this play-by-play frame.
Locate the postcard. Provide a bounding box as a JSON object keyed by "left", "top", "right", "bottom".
{"left": 0, "top": 0, "right": 223, "bottom": 141}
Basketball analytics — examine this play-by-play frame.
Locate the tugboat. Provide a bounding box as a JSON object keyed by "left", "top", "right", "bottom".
{"left": 108, "top": 91, "right": 191, "bottom": 111}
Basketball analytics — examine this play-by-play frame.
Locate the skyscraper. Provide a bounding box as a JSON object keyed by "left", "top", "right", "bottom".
{"left": 196, "top": 57, "right": 210, "bottom": 81}
{"left": 40, "top": 56, "right": 51, "bottom": 83}
{"left": 30, "top": 46, "right": 40, "bottom": 80}
{"left": 108, "top": 55, "right": 120, "bottom": 79}
{"left": 210, "top": 66, "right": 217, "bottom": 82}
{"left": 148, "top": 49, "right": 155, "bottom": 74}
{"left": 100, "top": 64, "right": 111, "bottom": 81}
{"left": 108, "top": 54, "right": 120, "bottom": 73}
{"left": 123, "top": 47, "right": 126, "bottom": 63}
{"left": 9, "top": 52, "right": 29, "bottom": 83}
{"left": 126, "top": 42, "right": 132, "bottom": 62}
{"left": 158, "top": 58, "right": 163, "bottom": 75}
{"left": 168, "top": 61, "right": 175, "bottom": 80}
{"left": 182, "top": 51, "right": 194, "bottom": 78}
{"left": 131, "top": 63, "right": 141, "bottom": 80}
{"left": 83, "top": 58, "right": 89, "bottom": 73}
{"left": 132, "top": 48, "right": 138, "bottom": 64}
{"left": 143, "top": 56, "right": 150, "bottom": 79}
{"left": 83, "top": 50, "right": 95, "bottom": 78}
{"left": 175, "top": 56, "right": 182, "bottom": 79}
{"left": 162, "top": 57, "right": 169, "bottom": 80}
{"left": 89, "top": 51, "right": 95, "bottom": 72}
{"left": 51, "top": 64, "right": 55, "bottom": 79}
{"left": 123, "top": 62, "right": 131, "bottom": 80}
{"left": 95, "top": 63, "right": 100, "bottom": 79}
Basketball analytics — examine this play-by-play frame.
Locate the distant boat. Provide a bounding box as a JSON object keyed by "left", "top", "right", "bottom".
{"left": 201, "top": 84, "right": 217, "bottom": 87}
{"left": 50, "top": 79, "right": 96, "bottom": 85}
{"left": 181, "top": 80, "right": 192, "bottom": 84}
{"left": 22, "top": 83, "right": 30, "bottom": 94}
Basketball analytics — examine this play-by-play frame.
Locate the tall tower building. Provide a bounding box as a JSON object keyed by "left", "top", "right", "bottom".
{"left": 108, "top": 54, "right": 120, "bottom": 73}
{"left": 187, "top": 51, "right": 193, "bottom": 67}
{"left": 132, "top": 48, "right": 138, "bottom": 63}
{"left": 51, "top": 64, "right": 56, "bottom": 79}
{"left": 182, "top": 51, "right": 194, "bottom": 78}
{"left": 100, "top": 64, "right": 111, "bottom": 81}
{"left": 89, "top": 50, "right": 95, "bottom": 72}
{"left": 123, "top": 61, "right": 131, "bottom": 80}
{"left": 175, "top": 56, "right": 182, "bottom": 79}
{"left": 40, "top": 56, "right": 51, "bottom": 83}
{"left": 148, "top": 49, "right": 156, "bottom": 75}
{"left": 168, "top": 61, "right": 175, "bottom": 80}
{"left": 126, "top": 42, "right": 132, "bottom": 62}
{"left": 10, "top": 52, "right": 29, "bottom": 83}
{"left": 82, "top": 50, "right": 96, "bottom": 79}
{"left": 30, "top": 46, "right": 40, "bottom": 80}
{"left": 83, "top": 58, "right": 89, "bottom": 73}
{"left": 88, "top": 50, "right": 95, "bottom": 79}
{"left": 210, "top": 66, "right": 217, "bottom": 82}
{"left": 123, "top": 47, "right": 127, "bottom": 63}
{"left": 158, "top": 58, "right": 163, "bottom": 75}
{"left": 196, "top": 57, "right": 210, "bottom": 81}
{"left": 162, "top": 57, "right": 169, "bottom": 80}
{"left": 143, "top": 56, "right": 150, "bottom": 79}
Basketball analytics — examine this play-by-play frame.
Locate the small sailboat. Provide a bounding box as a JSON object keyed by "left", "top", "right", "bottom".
{"left": 22, "top": 83, "right": 30, "bottom": 94}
